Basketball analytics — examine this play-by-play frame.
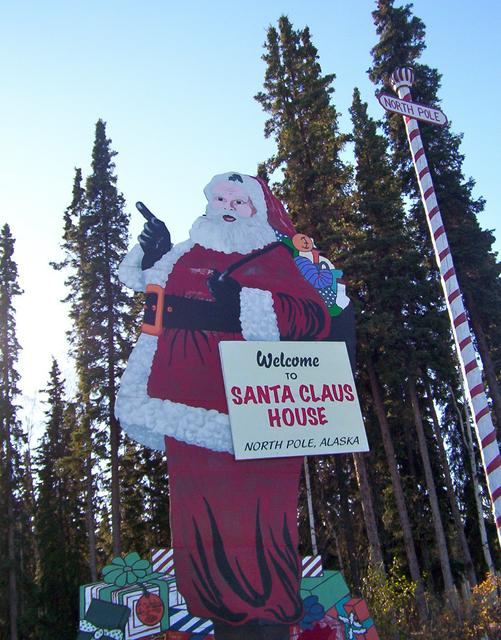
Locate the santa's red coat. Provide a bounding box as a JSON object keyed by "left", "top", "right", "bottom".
{"left": 147, "top": 242, "right": 330, "bottom": 412}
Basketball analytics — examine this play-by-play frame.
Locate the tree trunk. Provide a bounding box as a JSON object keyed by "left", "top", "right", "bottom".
{"left": 366, "top": 358, "right": 428, "bottom": 623}
{"left": 313, "top": 460, "right": 344, "bottom": 573}
{"left": 334, "top": 455, "right": 360, "bottom": 589}
{"left": 450, "top": 386, "right": 495, "bottom": 575}
{"left": 424, "top": 377, "right": 477, "bottom": 587}
{"left": 83, "top": 412, "right": 98, "bottom": 581}
{"left": 303, "top": 457, "right": 318, "bottom": 555}
{"left": 110, "top": 413, "right": 121, "bottom": 556}
{"left": 6, "top": 424, "right": 18, "bottom": 640}
{"left": 464, "top": 291, "right": 501, "bottom": 434}
{"left": 85, "top": 457, "right": 98, "bottom": 581}
{"left": 22, "top": 446, "right": 40, "bottom": 581}
{"left": 104, "top": 231, "right": 121, "bottom": 557}
{"left": 352, "top": 452, "right": 384, "bottom": 571}
{"left": 330, "top": 527, "right": 345, "bottom": 576}
{"left": 408, "top": 376, "right": 457, "bottom": 609}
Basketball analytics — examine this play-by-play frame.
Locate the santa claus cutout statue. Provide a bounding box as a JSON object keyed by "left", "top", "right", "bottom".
{"left": 116, "top": 172, "right": 354, "bottom": 640}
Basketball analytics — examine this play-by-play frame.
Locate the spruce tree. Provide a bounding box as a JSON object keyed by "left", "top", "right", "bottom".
{"left": 119, "top": 441, "right": 171, "bottom": 554}
{"left": 255, "top": 17, "right": 394, "bottom": 588}
{"left": 18, "top": 448, "right": 38, "bottom": 638}
{"left": 34, "top": 359, "right": 87, "bottom": 638}
{"left": 142, "top": 449, "right": 171, "bottom": 549}
{"left": 55, "top": 122, "right": 174, "bottom": 576}
{"left": 255, "top": 15, "right": 352, "bottom": 244}
{"left": 54, "top": 121, "right": 132, "bottom": 559}
{"left": 344, "top": 87, "right": 424, "bottom": 592}
{"left": 83, "top": 119, "right": 131, "bottom": 555}
{"left": 0, "top": 224, "right": 24, "bottom": 640}
{"left": 119, "top": 438, "right": 149, "bottom": 555}
{"left": 369, "top": 0, "right": 501, "bottom": 433}
{"left": 53, "top": 167, "right": 100, "bottom": 578}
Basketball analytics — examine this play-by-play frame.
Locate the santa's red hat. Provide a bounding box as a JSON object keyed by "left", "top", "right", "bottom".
{"left": 204, "top": 172, "right": 296, "bottom": 237}
{"left": 254, "top": 176, "right": 296, "bottom": 237}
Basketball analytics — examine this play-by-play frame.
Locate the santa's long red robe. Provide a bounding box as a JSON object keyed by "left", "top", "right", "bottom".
{"left": 119, "top": 241, "right": 330, "bottom": 625}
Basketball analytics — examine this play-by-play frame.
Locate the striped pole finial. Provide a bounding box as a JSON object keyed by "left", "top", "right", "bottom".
{"left": 390, "top": 67, "right": 415, "bottom": 90}
{"left": 390, "top": 67, "right": 501, "bottom": 545}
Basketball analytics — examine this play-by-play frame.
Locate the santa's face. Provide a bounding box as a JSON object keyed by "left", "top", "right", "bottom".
{"left": 207, "top": 181, "right": 257, "bottom": 221}
{"left": 189, "top": 175, "right": 277, "bottom": 255}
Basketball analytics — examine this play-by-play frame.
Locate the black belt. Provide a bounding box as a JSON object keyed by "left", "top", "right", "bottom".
{"left": 142, "top": 284, "right": 240, "bottom": 335}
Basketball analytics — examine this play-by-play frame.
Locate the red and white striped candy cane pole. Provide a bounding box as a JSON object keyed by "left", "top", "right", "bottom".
{"left": 390, "top": 67, "right": 501, "bottom": 545}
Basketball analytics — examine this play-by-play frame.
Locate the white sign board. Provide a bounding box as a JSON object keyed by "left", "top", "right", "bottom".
{"left": 219, "top": 341, "right": 368, "bottom": 460}
{"left": 377, "top": 93, "right": 448, "bottom": 127}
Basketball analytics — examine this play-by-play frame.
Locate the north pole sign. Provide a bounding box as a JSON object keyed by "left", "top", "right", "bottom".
{"left": 378, "top": 93, "right": 448, "bottom": 127}
{"left": 219, "top": 341, "right": 368, "bottom": 460}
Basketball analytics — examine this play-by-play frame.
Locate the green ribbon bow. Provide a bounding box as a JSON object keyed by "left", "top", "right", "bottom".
{"left": 102, "top": 552, "right": 163, "bottom": 587}
{"left": 79, "top": 620, "right": 124, "bottom": 639}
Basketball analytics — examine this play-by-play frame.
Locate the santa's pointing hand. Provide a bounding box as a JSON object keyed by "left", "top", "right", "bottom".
{"left": 137, "top": 201, "right": 172, "bottom": 270}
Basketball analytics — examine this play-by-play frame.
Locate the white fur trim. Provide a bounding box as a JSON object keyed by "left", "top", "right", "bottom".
{"left": 240, "top": 287, "right": 280, "bottom": 341}
{"left": 118, "top": 239, "right": 195, "bottom": 291}
{"left": 118, "top": 244, "right": 147, "bottom": 291}
{"left": 145, "top": 238, "right": 195, "bottom": 285}
{"left": 115, "top": 333, "right": 234, "bottom": 453}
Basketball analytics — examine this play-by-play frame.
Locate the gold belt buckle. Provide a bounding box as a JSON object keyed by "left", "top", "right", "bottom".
{"left": 142, "top": 283, "right": 165, "bottom": 336}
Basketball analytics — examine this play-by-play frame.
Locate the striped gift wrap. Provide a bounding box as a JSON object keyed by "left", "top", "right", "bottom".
{"left": 168, "top": 581, "right": 186, "bottom": 608}
{"left": 168, "top": 606, "right": 214, "bottom": 636}
{"left": 151, "top": 548, "right": 175, "bottom": 576}
{"left": 301, "top": 555, "right": 324, "bottom": 577}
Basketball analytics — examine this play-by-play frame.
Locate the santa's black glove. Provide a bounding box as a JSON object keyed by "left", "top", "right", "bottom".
{"left": 207, "top": 270, "right": 241, "bottom": 319}
{"left": 137, "top": 201, "right": 172, "bottom": 270}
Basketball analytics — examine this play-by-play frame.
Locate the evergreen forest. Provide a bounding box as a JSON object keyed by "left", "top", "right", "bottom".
{"left": 1, "top": 2, "right": 500, "bottom": 638}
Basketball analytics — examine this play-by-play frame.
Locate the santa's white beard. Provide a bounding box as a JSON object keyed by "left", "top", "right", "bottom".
{"left": 189, "top": 210, "right": 277, "bottom": 254}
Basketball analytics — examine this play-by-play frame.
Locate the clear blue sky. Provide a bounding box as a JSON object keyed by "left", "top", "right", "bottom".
{"left": 1, "top": 1, "right": 499, "bottom": 429}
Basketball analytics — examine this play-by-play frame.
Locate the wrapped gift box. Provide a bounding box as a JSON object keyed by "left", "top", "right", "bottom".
{"left": 77, "top": 598, "right": 130, "bottom": 640}
{"left": 300, "top": 570, "right": 350, "bottom": 611}
{"left": 327, "top": 597, "right": 379, "bottom": 640}
{"left": 80, "top": 575, "right": 174, "bottom": 639}
{"left": 344, "top": 598, "right": 369, "bottom": 620}
{"left": 299, "top": 570, "right": 379, "bottom": 640}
